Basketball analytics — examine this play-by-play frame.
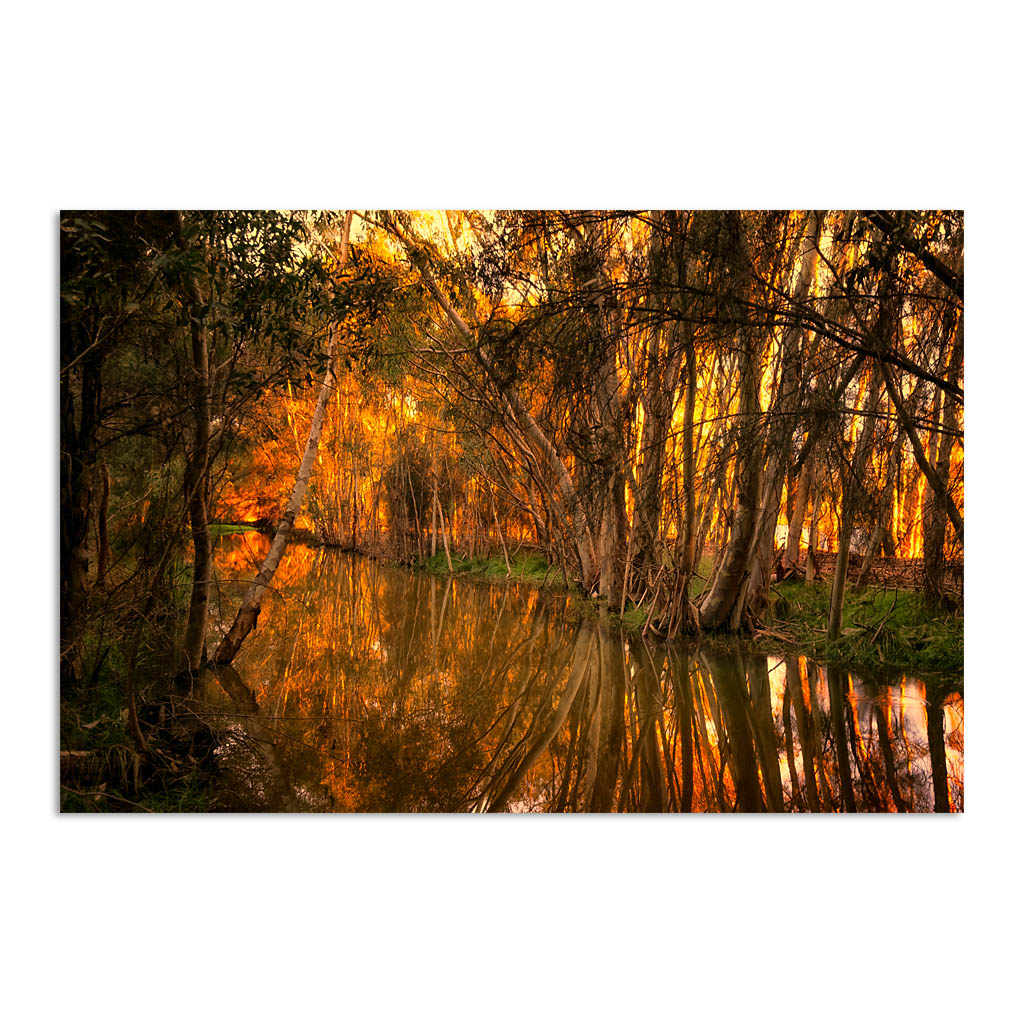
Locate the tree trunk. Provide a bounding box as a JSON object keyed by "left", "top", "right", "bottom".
{"left": 805, "top": 467, "right": 820, "bottom": 582}
{"left": 406, "top": 459, "right": 424, "bottom": 561}
{"left": 698, "top": 370, "right": 760, "bottom": 627}
{"left": 828, "top": 363, "right": 882, "bottom": 640}
{"left": 632, "top": 211, "right": 687, "bottom": 590}
{"left": 923, "top": 312, "right": 963, "bottom": 606}
{"left": 699, "top": 215, "right": 762, "bottom": 629}
{"left": 784, "top": 458, "right": 812, "bottom": 569}
{"left": 435, "top": 492, "right": 453, "bottom": 572}
{"left": 60, "top": 312, "right": 102, "bottom": 689}
{"left": 741, "top": 212, "right": 823, "bottom": 620}
{"left": 827, "top": 530, "right": 851, "bottom": 641}
{"left": 95, "top": 462, "right": 110, "bottom": 587}
{"left": 214, "top": 212, "right": 354, "bottom": 665}
{"left": 178, "top": 212, "right": 213, "bottom": 675}
{"left": 430, "top": 472, "right": 438, "bottom": 557}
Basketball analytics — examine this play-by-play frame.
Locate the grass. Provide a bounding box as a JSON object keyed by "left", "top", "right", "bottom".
{"left": 762, "top": 579, "right": 963, "bottom": 676}
{"left": 419, "top": 550, "right": 564, "bottom": 587}
{"left": 209, "top": 522, "right": 258, "bottom": 537}
{"left": 615, "top": 602, "right": 651, "bottom": 631}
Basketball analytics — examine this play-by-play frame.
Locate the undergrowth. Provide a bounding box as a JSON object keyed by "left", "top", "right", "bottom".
{"left": 60, "top": 616, "right": 218, "bottom": 813}
{"left": 762, "top": 579, "right": 963, "bottom": 675}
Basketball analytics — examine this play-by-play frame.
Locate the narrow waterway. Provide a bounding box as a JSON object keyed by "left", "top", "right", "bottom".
{"left": 200, "top": 534, "right": 963, "bottom": 812}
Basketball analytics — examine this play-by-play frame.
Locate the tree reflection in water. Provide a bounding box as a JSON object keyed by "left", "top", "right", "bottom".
{"left": 195, "top": 537, "right": 964, "bottom": 812}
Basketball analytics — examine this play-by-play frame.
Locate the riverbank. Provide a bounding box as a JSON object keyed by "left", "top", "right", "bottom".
{"left": 759, "top": 579, "right": 963, "bottom": 677}
{"left": 418, "top": 551, "right": 964, "bottom": 678}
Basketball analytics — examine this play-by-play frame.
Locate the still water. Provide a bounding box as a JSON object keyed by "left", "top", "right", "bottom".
{"left": 201, "top": 535, "right": 964, "bottom": 812}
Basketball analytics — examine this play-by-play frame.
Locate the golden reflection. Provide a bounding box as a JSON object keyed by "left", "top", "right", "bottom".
{"left": 197, "top": 536, "right": 964, "bottom": 812}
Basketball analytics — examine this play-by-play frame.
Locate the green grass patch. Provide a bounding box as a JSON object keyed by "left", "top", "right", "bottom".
{"left": 419, "top": 550, "right": 564, "bottom": 587}
{"left": 764, "top": 579, "right": 963, "bottom": 675}
{"left": 209, "top": 522, "right": 258, "bottom": 536}
{"left": 615, "top": 601, "right": 651, "bottom": 631}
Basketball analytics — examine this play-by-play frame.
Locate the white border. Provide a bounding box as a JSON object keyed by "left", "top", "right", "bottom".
{"left": 7, "top": 3, "right": 1019, "bottom": 1021}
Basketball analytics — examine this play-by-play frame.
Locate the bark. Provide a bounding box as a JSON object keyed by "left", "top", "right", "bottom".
{"left": 670, "top": 657, "right": 695, "bottom": 812}
{"left": 784, "top": 458, "right": 812, "bottom": 568}
{"left": 596, "top": 467, "right": 627, "bottom": 605}
{"left": 786, "top": 657, "right": 819, "bottom": 810}
{"left": 704, "top": 649, "right": 763, "bottom": 811}
{"left": 694, "top": 442, "right": 728, "bottom": 574}
{"left": 787, "top": 658, "right": 821, "bottom": 811}
{"left": 214, "top": 212, "right": 354, "bottom": 665}
{"left": 870, "top": 685, "right": 906, "bottom": 812}
{"left": 634, "top": 650, "right": 668, "bottom": 811}
{"left": 826, "top": 536, "right": 851, "bottom": 641}
{"left": 699, "top": 214, "right": 762, "bottom": 629}
{"left": 782, "top": 685, "right": 802, "bottom": 810}
{"left": 923, "top": 428, "right": 957, "bottom": 604}
{"left": 406, "top": 459, "right": 424, "bottom": 560}
{"left": 589, "top": 635, "right": 627, "bottom": 812}
{"left": 588, "top": 240, "right": 631, "bottom": 604}
{"left": 632, "top": 356, "right": 674, "bottom": 586}
{"left": 698, "top": 374, "right": 759, "bottom": 627}
{"left": 748, "top": 657, "right": 785, "bottom": 811}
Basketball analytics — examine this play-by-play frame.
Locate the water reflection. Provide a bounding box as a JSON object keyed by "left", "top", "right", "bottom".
{"left": 199, "top": 537, "right": 964, "bottom": 813}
